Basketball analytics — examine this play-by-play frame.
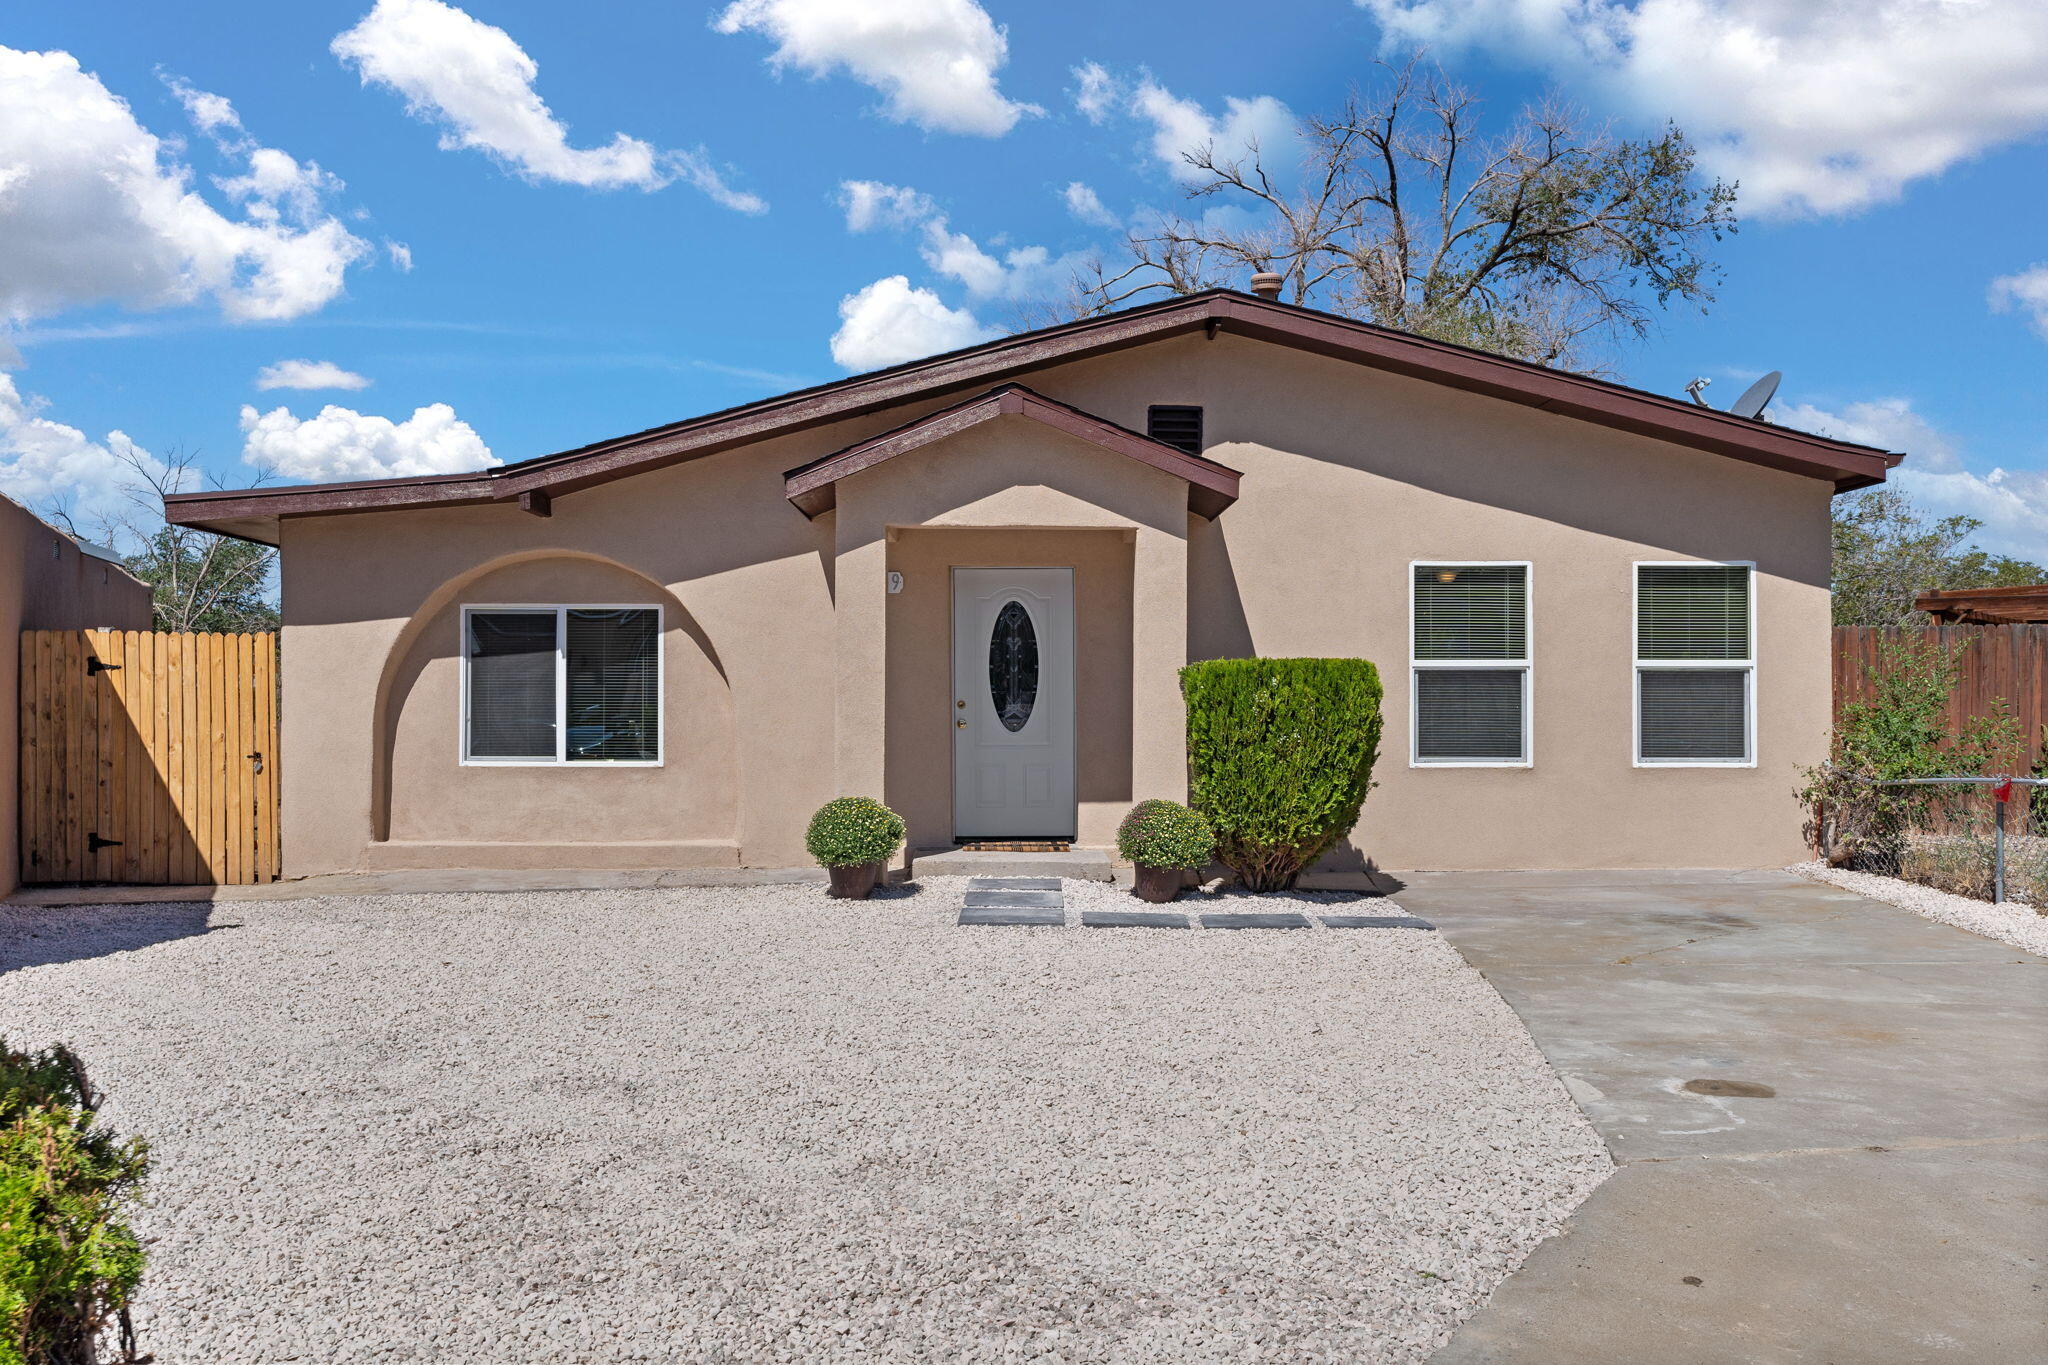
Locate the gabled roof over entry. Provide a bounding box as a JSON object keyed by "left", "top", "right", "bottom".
{"left": 165, "top": 289, "right": 1900, "bottom": 544}
{"left": 783, "top": 384, "right": 1241, "bottom": 520}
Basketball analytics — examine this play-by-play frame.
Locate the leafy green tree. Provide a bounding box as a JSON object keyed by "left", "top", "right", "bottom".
{"left": 124, "top": 525, "right": 278, "bottom": 634}
{"left": 38, "top": 446, "right": 279, "bottom": 634}
{"left": 1831, "top": 488, "right": 2045, "bottom": 627}
{"left": 1073, "top": 57, "right": 1736, "bottom": 372}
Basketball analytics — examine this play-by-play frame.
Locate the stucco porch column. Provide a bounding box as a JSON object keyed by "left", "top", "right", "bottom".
{"left": 832, "top": 526, "right": 889, "bottom": 801}
{"left": 1130, "top": 522, "right": 1189, "bottom": 807}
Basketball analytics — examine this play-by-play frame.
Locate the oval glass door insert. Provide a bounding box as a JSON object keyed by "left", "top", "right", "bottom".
{"left": 987, "top": 600, "right": 1039, "bottom": 732}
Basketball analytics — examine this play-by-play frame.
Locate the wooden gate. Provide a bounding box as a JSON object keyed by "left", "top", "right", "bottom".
{"left": 19, "top": 630, "right": 278, "bottom": 886}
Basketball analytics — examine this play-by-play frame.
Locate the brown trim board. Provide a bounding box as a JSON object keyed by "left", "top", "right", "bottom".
{"left": 166, "top": 290, "right": 1897, "bottom": 543}
{"left": 782, "top": 384, "right": 1241, "bottom": 520}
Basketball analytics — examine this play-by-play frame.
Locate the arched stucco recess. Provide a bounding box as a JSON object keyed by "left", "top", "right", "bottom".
{"left": 369, "top": 548, "right": 733, "bottom": 843}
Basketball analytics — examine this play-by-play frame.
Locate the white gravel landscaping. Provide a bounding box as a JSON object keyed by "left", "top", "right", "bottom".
{"left": 0, "top": 881, "right": 1609, "bottom": 1363}
{"left": 1790, "top": 860, "right": 2048, "bottom": 958}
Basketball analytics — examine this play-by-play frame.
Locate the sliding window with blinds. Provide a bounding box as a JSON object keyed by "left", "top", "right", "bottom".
{"left": 1411, "top": 563, "right": 1531, "bottom": 765}
{"left": 463, "top": 606, "right": 662, "bottom": 764}
{"left": 1634, "top": 563, "right": 1752, "bottom": 765}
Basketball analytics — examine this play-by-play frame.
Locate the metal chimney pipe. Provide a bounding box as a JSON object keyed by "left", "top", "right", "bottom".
{"left": 1249, "top": 270, "right": 1284, "bottom": 300}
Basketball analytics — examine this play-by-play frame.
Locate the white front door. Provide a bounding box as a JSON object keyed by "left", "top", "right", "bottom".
{"left": 952, "top": 567, "right": 1076, "bottom": 840}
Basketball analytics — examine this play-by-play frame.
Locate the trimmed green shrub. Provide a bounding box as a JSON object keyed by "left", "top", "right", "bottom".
{"left": 1116, "top": 800, "right": 1216, "bottom": 870}
{"left": 1, "top": 1041, "right": 149, "bottom": 1365}
{"left": 1181, "top": 658, "right": 1383, "bottom": 891}
{"left": 804, "top": 797, "right": 907, "bottom": 868}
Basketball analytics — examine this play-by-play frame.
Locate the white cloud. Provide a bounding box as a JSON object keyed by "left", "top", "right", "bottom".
{"left": 162, "top": 74, "right": 241, "bottom": 136}
{"left": 1777, "top": 397, "right": 1959, "bottom": 473}
{"left": 1061, "top": 181, "right": 1120, "bottom": 229}
{"left": 239, "top": 401, "right": 497, "bottom": 481}
{"left": 714, "top": 0, "right": 1040, "bottom": 137}
{"left": 0, "top": 371, "right": 173, "bottom": 529}
{"left": 1356, "top": 0, "right": 2048, "bottom": 217}
{"left": 385, "top": 239, "right": 414, "bottom": 272}
{"left": 1070, "top": 66, "right": 1294, "bottom": 182}
{"left": 255, "top": 359, "right": 372, "bottom": 392}
{"left": 333, "top": 0, "right": 763, "bottom": 211}
{"left": 835, "top": 180, "right": 1083, "bottom": 301}
{"left": 1779, "top": 395, "right": 2048, "bottom": 562}
{"left": 0, "top": 48, "right": 369, "bottom": 324}
{"left": 829, "top": 275, "right": 995, "bottom": 371}
{"left": 1072, "top": 61, "right": 1118, "bottom": 124}
{"left": 839, "top": 180, "right": 936, "bottom": 232}
{"left": 1989, "top": 263, "right": 2048, "bottom": 340}
{"left": 1130, "top": 80, "right": 1295, "bottom": 183}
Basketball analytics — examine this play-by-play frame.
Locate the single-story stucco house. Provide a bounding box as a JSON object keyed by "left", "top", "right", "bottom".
{"left": 166, "top": 286, "right": 1897, "bottom": 877}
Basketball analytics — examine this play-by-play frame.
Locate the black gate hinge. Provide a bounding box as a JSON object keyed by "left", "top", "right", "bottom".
{"left": 86, "top": 658, "right": 121, "bottom": 675}
{"left": 87, "top": 833, "right": 123, "bottom": 852}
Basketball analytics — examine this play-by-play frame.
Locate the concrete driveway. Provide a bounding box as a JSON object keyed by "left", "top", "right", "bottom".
{"left": 1398, "top": 869, "right": 2048, "bottom": 1363}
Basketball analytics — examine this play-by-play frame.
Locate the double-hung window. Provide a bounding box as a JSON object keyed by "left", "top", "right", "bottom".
{"left": 1411, "top": 562, "right": 1531, "bottom": 766}
{"left": 462, "top": 606, "right": 661, "bottom": 765}
{"left": 1634, "top": 563, "right": 1753, "bottom": 766}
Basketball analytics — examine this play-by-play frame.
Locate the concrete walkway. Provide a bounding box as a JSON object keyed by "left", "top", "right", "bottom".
{"left": 1402, "top": 869, "right": 2048, "bottom": 1364}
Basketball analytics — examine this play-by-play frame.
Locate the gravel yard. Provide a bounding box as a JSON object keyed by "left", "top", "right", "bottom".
{"left": 1790, "top": 859, "right": 2048, "bottom": 958}
{"left": 0, "top": 881, "right": 1609, "bottom": 1363}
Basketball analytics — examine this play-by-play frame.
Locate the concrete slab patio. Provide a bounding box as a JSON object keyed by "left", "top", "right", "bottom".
{"left": 1404, "top": 869, "right": 2048, "bottom": 1364}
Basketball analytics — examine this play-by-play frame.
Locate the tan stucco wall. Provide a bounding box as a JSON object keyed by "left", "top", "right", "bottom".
{"left": 273, "top": 329, "right": 1831, "bottom": 876}
{"left": 0, "top": 495, "right": 153, "bottom": 891}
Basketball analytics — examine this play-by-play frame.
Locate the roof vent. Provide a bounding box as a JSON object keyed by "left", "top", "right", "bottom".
{"left": 1249, "top": 270, "right": 1283, "bottom": 300}
{"left": 1147, "top": 405, "right": 1204, "bottom": 454}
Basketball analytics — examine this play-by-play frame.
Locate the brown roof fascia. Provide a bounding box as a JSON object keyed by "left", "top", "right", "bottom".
{"left": 1210, "top": 297, "right": 1899, "bottom": 491}
{"left": 166, "top": 289, "right": 1897, "bottom": 541}
{"left": 783, "top": 384, "right": 1242, "bottom": 520}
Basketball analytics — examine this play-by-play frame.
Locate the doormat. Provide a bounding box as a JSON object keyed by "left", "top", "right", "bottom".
{"left": 958, "top": 840, "right": 1071, "bottom": 853}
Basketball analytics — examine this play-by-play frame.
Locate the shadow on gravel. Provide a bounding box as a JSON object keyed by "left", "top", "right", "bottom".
{"left": 0, "top": 904, "right": 236, "bottom": 974}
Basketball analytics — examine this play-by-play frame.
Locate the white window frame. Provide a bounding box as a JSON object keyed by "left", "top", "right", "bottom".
{"left": 459, "top": 604, "right": 665, "bottom": 767}
{"left": 1409, "top": 560, "right": 1534, "bottom": 769}
{"left": 1631, "top": 561, "right": 1756, "bottom": 769}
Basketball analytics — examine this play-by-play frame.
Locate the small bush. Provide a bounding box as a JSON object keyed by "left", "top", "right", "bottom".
{"left": 1, "top": 1041, "right": 149, "bottom": 1365}
{"left": 1116, "top": 800, "right": 1216, "bottom": 870}
{"left": 1802, "top": 634, "right": 2021, "bottom": 870}
{"left": 1181, "top": 658, "right": 1383, "bottom": 891}
{"left": 804, "top": 797, "right": 906, "bottom": 868}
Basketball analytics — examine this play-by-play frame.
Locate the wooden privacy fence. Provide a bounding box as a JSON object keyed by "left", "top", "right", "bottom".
{"left": 19, "top": 630, "right": 278, "bottom": 886}
{"left": 1833, "top": 623, "right": 2048, "bottom": 780}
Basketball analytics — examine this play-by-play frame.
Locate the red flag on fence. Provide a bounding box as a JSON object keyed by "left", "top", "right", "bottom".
{"left": 1992, "top": 777, "right": 2015, "bottom": 802}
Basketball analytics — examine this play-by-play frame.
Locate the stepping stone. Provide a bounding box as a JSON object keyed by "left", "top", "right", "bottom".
{"left": 1319, "top": 914, "right": 1436, "bottom": 930}
{"left": 963, "top": 889, "right": 1064, "bottom": 909}
{"left": 1199, "top": 912, "right": 1312, "bottom": 930}
{"left": 967, "top": 877, "right": 1061, "bottom": 891}
{"left": 959, "top": 904, "right": 1065, "bottom": 926}
{"left": 1081, "top": 909, "right": 1192, "bottom": 929}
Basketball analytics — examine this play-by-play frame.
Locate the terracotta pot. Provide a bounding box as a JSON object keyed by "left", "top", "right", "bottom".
{"left": 827, "top": 860, "right": 883, "bottom": 899}
{"left": 1132, "top": 864, "right": 1185, "bottom": 903}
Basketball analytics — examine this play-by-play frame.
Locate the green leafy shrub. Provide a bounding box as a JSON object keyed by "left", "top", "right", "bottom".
{"left": 804, "top": 797, "right": 906, "bottom": 868}
{"left": 1116, "top": 800, "right": 1216, "bottom": 870}
{"left": 1802, "top": 634, "right": 2021, "bottom": 870}
{"left": 1181, "top": 658, "right": 1383, "bottom": 891}
{"left": 1, "top": 1041, "right": 149, "bottom": 1365}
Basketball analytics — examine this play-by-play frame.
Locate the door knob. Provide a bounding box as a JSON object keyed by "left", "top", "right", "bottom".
{"left": 956, "top": 699, "right": 966, "bottom": 708}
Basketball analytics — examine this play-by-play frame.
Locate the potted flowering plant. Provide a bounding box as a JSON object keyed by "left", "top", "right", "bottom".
{"left": 805, "top": 797, "right": 907, "bottom": 899}
{"left": 1116, "top": 799, "right": 1216, "bottom": 903}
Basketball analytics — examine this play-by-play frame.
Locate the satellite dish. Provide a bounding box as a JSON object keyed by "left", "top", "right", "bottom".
{"left": 1728, "top": 371, "right": 1781, "bottom": 420}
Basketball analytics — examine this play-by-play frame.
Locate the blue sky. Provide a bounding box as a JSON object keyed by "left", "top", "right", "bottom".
{"left": 3, "top": 0, "right": 2045, "bottom": 558}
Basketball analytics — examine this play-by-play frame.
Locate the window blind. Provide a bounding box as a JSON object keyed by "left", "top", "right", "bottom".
{"left": 1639, "top": 669, "right": 1748, "bottom": 761}
{"left": 1637, "top": 565, "right": 1750, "bottom": 660}
{"left": 1414, "top": 565, "right": 1527, "bottom": 660}
{"left": 565, "top": 609, "right": 659, "bottom": 762}
{"left": 1416, "top": 669, "right": 1526, "bottom": 762}
{"left": 467, "top": 611, "right": 558, "bottom": 759}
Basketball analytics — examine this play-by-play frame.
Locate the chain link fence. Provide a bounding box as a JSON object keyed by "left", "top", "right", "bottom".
{"left": 1822, "top": 774, "right": 2048, "bottom": 907}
